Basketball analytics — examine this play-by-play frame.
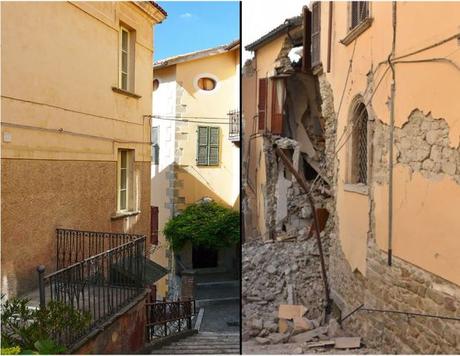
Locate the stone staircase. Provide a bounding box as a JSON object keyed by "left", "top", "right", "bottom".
{"left": 150, "top": 332, "right": 240, "bottom": 354}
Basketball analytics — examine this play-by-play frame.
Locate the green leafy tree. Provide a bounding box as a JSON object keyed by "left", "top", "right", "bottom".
{"left": 164, "top": 201, "right": 240, "bottom": 251}
{"left": 1, "top": 295, "right": 91, "bottom": 354}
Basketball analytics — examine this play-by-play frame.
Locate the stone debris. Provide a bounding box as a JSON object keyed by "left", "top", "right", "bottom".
{"left": 293, "top": 316, "right": 315, "bottom": 333}
{"left": 306, "top": 340, "right": 336, "bottom": 348}
{"left": 242, "top": 238, "right": 329, "bottom": 341}
{"left": 334, "top": 337, "right": 361, "bottom": 349}
{"left": 278, "top": 304, "right": 308, "bottom": 319}
{"left": 255, "top": 336, "right": 271, "bottom": 345}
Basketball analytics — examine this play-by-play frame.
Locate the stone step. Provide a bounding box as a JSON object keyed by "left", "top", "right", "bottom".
{"left": 169, "top": 341, "right": 239, "bottom": 346}
{"left": 151, "top": 350, "right": 239, "bottom": 354}
{"left": 150, "top": 332, "right": 239, "bottom": 354}
{"left": 195, "top": 283, "right": 239, "bottom": 299}
{"left": 195, "top": 280, "right": 240, "bottom": 287}
{"left": 153, "top": 347, "right": 239, "bottom": 352}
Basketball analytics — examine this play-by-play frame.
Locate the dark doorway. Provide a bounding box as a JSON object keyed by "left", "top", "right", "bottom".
{"left": 192, "top": 245, "right": 218, "bottom": 268}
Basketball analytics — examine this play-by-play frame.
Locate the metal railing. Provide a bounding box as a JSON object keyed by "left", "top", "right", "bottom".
{"left": 56, "top": 228, "right": 144, "bottom": 269}
{"left": 38, "top": 236, "right": 146, "bottom": 348}
{"left": 228, "top": 110, "right": 240, "bottom": 141}
{"left": 146, "top": 298, "right": 196, "bottom": 342}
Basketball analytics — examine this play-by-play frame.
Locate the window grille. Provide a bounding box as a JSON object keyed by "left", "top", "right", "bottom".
{"left": 350, "top": 1, "right": 369, "bottom": 30}
{"left": 352, "top": 103, "right": 368, "bottom": 184}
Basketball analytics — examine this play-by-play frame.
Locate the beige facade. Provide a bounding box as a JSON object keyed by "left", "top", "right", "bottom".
{"left": 1, "top": 1, "right": 166, "bottom": 297}
{"left": 316, "top": 2, "right": 460, "bottom": 352}
{"left": 152, "top": 42, "right": 240, "bottom": 297}
{"left": 243, "top": 2, "right": 460, "bottom": 352}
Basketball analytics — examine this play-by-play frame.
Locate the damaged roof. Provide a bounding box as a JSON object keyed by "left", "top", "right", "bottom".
{"left": 245, "top": 16, "right": 302, "bottom": 52}
{"left": 154, "top": 39, "right": 240, "bottom": 69}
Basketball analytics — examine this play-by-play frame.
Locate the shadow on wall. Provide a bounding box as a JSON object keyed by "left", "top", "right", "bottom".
{"left": 175, "top": 164, "right": 235, "bottom": 211}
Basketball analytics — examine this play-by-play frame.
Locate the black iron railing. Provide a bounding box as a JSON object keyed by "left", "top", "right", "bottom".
{"left": 56, "top": 228, "right": 144, "bottom": 269}
{"left": 228, "top": 110, "right": 240, "bottom": 141}
{"left": 146, "top": 298, "right": 196, "bottom": 342}
{"left": 38, "top": 236, "right": 146, "bottom": 348}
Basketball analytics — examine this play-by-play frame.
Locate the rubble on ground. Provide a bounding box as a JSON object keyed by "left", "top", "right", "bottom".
{"left": 242, "top": 235, "right": 330, "bottom": 341}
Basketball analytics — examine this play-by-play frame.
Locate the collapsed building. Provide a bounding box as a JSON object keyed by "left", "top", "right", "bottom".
{"left": 242, "top": 2, "right": 460, "bottom": 353}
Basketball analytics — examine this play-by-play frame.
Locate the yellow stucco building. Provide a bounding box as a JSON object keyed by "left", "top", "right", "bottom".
{"left": 1, "top": 1, "right": 166, "bottom": 297}
{"left": 151, "top": 41, "right": 240, "bottom": 298}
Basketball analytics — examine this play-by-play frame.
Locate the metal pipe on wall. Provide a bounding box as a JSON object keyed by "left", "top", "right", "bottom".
{"left": 387, "top": 1, "right": 397, "bottom": 266}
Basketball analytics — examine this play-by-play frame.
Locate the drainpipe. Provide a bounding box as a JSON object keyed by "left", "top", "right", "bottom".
{"left": 326, "top": 1, "right": 333, "bottom": 73}
{"left": 387, "top": 1, "right": 397, "bottom": 266}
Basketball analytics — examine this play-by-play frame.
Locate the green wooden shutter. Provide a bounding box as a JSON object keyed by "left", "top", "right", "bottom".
{"left": 208, "top": 127, "right": 220, "bottom": 165}
{"left": 197, "top": 126, "right": 209, "bottom": 165}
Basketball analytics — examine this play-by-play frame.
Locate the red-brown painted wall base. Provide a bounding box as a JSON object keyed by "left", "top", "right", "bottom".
{"left": 74, "top": 294, "right": 147, "bottom": 354}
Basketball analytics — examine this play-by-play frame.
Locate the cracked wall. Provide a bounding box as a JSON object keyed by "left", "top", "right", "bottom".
{"left": 329, "top": 106, "right": 460, "bottom": 352}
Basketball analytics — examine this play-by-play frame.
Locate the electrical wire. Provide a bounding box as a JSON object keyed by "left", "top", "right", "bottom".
{"left": 150, "top": 115, "right": 235, "bottom": 125}
{"left": 147, "top": 114, "right": 230, "bottom": 121}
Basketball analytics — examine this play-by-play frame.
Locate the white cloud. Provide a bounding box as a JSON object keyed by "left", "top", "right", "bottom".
{"left": 242, "top": 0, "right": 310, "bottom": 62}
{"left": 180, "top": 12, "right": 193, "bottom": 19}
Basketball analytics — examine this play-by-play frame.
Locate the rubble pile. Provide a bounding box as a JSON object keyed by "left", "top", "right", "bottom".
{"left": 243, "top": 297, "right": 369, "bottom": 353}
{"left": 242, "top": 236, "right": 330, "bottom": 341}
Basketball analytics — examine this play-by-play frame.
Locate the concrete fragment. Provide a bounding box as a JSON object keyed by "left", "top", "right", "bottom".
{"left": 264, "top": 320, "right": 278, "bottom": 333}
{"left": 255, "top": 337, "right": 271, "bottom": 345}
{"left": 278, "top": 319, "right": 291, "bottom": 334}
{"left": 334, "top": 337, "right": 361, "bottom": 349}
{"left": 258, "top": 329, "right": 269, "bottom": 337}
{"left": 291, "top": 326, "right": 327, "bottom": 344}
{"left": 293, "top": 317, "right": 314, "bottom": 333}
{"left": 268, "top": 332, "right": 289, "bottom": 344}
{"left": 293, "top": 346, "right": 303, "bottom": 354}
{"left": 278, "top": 304, "right": 307, "bottom": 319}
{"left": 306, "top": 340, "right": 335, "bottom": 348}
{"left": 287, "top": 284, "right": 295, "bottom": 304}
{"left": 250, "top": 318, "right": 263, "bottom": 331}
{"left": 327, "top": 318, "right": 341, "bottom": 337}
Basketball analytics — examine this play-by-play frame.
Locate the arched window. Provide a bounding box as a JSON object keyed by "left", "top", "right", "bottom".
{"left": 350, "top": 101, "right": 368, "bottom": 184}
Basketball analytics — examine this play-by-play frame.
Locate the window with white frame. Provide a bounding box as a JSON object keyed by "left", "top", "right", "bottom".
{"left": 119, "top": 26, "right": 132, "bottom": 91}
{"left": 117, "top": 149, "right": 134, "bottom": 212}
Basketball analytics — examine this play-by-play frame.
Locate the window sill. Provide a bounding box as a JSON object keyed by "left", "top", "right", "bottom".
{"left": 111, "top": 86, "right": 142, "bottom": 99}
{"left": 111, "top": 210, "right": 141, "bottom": 220}
{"left": 344, "top": 183, "right": 368, "bottom": 196}
{"left": 340, "top": 18, "right": 373, "bottom": 46}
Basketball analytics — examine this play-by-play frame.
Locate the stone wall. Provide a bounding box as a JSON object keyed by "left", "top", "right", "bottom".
{"left": 373, "top": 109, "right": 460, "bottom": 184}
{"left": 361, "top": 239, "right": 460, "bottom": 353}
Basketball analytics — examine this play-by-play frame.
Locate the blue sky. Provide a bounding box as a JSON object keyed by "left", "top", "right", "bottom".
{"left": 154, "top": 1, "right": 240, "bottom": 61}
